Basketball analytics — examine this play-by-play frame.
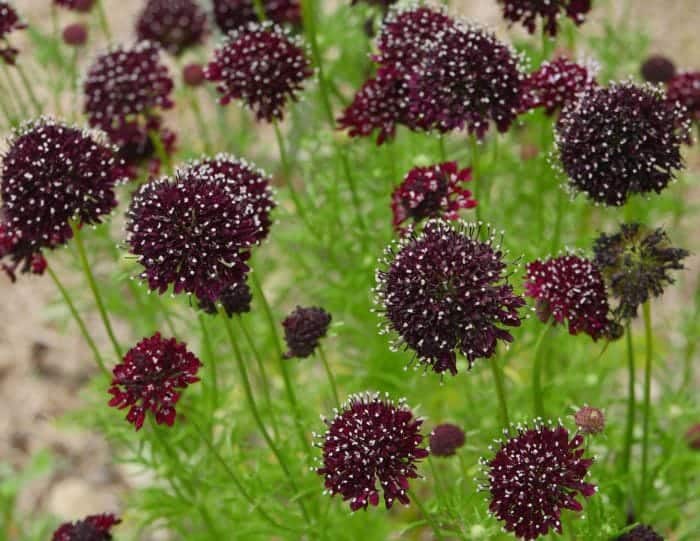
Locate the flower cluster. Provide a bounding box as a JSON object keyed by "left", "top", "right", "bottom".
{"left": 666, "top": 70, "right": 700, "bottom": 121}
{"left": 429, "top": 423, "right": 466, "bottom": 457}
{"left": 390, "top": 161, "right": 476, "bottom": 231}
{"left": 135, "top": 0, "right": 208, "bottom": 56}
{"left": 556, "top": 82, "right": 689, "bottom": 206}
{"left": 199, "top": 281, "right": 253, "bottom": 317}
{"left": 524, "top": 254, "right": 611, "bottom": 340}
{"left": 212, "top": 0, "right": 300, "bottom": 34}
{"left": 52, "top": 513, "right": 120, "bottom": 541}
{"left": 617, "top": 525, "right": 664, "bottom": 541}
{"left": 206, "top": 22, "right": 312, "bottom": 122}
{"left": 54, "top": 0, "right": 95, "bottom": 12}
{"left": 0, "top": 1, "right": 27, "bottom": 65}
{"left": 500, "top": 0, "right": 592, "bottom": 37}
{"left": 640, "top": 55, "right": 677, "bottom": 84}
{"left": 483, "top": 422, "right": 596, "bottom": 540}
{"left": 375, "top": 220, "right": 524, "bottom": 376}
{"left": 0, "top": 220, "right": 47, "bottom": 282}
{"left": 316, "top": 392, "right": 428, "bottom": 511}
{"left": 593, "top": 223, "right": 689, "bottom": 319}
{"left": 282, "top": 306, "right": 332, "bottom": 359}
{"left": 108, "top": 333, "right": 202, "bottom": 430}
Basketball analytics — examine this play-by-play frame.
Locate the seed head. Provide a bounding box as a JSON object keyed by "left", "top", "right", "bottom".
{"left": 136, "top": 0, "right": 208, "bottom": 56}
{"left": 574, "top": 406, "right": 605, "bottom": 435}
{"left": 640, "top": 55, "right": 677, "bottom": 84}
{"left": 0, "top": 2, "right": 27, "bottom": 65}
{"left": 282, "top": 306, "right": 332, "bottom": 359}
{"left": 52, "top": 513, "right": 120, "bottom": 541}
{"left": 429, "top": 423, "right": 466, "bottom": 457}
{"left": 617, "top": 525, "right": 664, "bottom": 541}
{"left": 212, "top": 0, "right": 300, "bottom": 34}
{"left": 500, "top": 0, "right": 592, "bottom": 37}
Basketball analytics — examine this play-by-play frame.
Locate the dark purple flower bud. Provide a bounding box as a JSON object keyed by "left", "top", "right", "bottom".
{"left": 391, "top": 161, "right": 476, "bottom": 232}
{"left": 62, "top": 22, "right": 88, "bottom": 47}
{"left": 199, "top": 280, "right": 253, "bottom": 316}
{"left": 52, "top": 513, "right": 120, "bottom": 541}
{"left": 640, "top": 55, "right": 676, "bottom": 84}
{"left": 54, "top": 0, "right": 95, "bottom": 12}
{"left": 556, "top": 82, "right": 689, "bottom": 206}
{"left": 524, "top": 254, "right": 611, "bottom": 340}
{"left": 667, "top": 71, "right": 700, "bottom": 122}
{"left": 685, "top": 424, "right": 700, "bottom": 450}
{"left": 212, "top": 0, "right": 301, "bottom": 34}
{"left": 316, "top": 392, "right": 429, "bottom": 511}
{"left": 574, "top": 406, "right": 605, "bottom": 435}
{"left": 136, "top": 0, "right": 208, "bottom": 56}
{"left": 375, "top": 220, "right": 525, "bottom": 376}
{"left": 282, "top": 306, "right": 331, "bottom": 358}
{"left": 108, "top": 333, "right": 202, "bottom": 430}
{"left": 183, "top": 63, "right": 205, "bottom": 87}
{"left": 0, "top": 2, "right": 27, "bottom": 65}
{"left": 500, "top": 0, "right": 592, "bottom": 37}
{"left": 429, "top": 423, "right": 466, "bottom": 457}
{"left": 617, "top": 524, "right": 664, "bottom": 541}
{"left": 482, "top": 422, "right": 596, "bottom": 540}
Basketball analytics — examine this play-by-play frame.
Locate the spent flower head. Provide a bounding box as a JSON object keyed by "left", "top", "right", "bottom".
{"left": 52, "top": 513, "right": 120, "bottom": 541}
{"left": 282, "top": 306, "right": 332, "bottom": 359}
{"left": 135, "top": 0, "right": 208, "bottom": 56}
{"left": 500, "top": 0, "right": 592, "bottom": 37}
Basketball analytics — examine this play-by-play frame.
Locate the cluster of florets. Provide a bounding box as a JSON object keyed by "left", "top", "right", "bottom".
{"left": 390, "top": 161, "right": 476, "bottom": 231}
{"left": 375, "top": 220, "right": 525, "bottom": 376}
{"left": 524, "top": 254, "right": 612, "bottom": 340}
{"left": 108, "top": 333, "right": 202, "bottom": 430}
{"left": 212, "top": 0, "right": 300, "bottom": 34}
{"left": 0, "top": 1, "right": 26, "bottom": 65}
{"left": 574, "top": 406, "right": 605, "bottom": 435}
{"left": 482, "top": 421, "right": 596, "bottom": 540}
{"left": 429, "top": 423, "right": 466, "bottom": 457}
{"left": 666, "top": 71, "right": 700, "bottom": 121}
{"left": 640, "top": 55, "right": 677, "bottom": 84}
{"left": 135, "top": 0, "right": 208, "bottom": 56}
{"left": 199, "top": 280, "right": 253, "bottom": 317}
{"left": 54, "top": 0, "right": 95, "bottom": 12}
{"left": 593, "top": 223, "right": 689, "bottom": 320}
{"left": 315, "top": 392, "right": 428, "bottom": 511}
{"left": 282, "top": 306, "right": 332, "bottom": 359}
{"left": 617, "top": 525, "right": 664, "bottom": 541}
{"left": 206, "top": 22, "right": 312, "bottom": 122}
{"left": 500, "top": 0, "right": 592, "bottom": 37}
{"left": 0, "top": 220, "right": 47, "bottom": 281}
{"left": 52, "top": 513, "right": 120, "bottom": 541}
{"left": 126, "top": 155, "right": 274, "bottom": 303}
{"left": 556, "top": 82, "right": 689, "bottom": 206}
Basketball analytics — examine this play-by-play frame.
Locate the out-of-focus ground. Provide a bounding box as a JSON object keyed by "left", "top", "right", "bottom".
{"left": 1, "top": 0, "right": 698, "bottom": 527}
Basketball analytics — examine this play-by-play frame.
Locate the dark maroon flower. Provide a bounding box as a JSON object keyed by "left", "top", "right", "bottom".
{"left": 199, "top": 280, "right": 253, "bottom": 316}
{"left": 375, "top": 220, "right": 525, "bottom": 376}
{"left": 500, "top": 0, "right": 592, "bottom": 37}
{"left": 617, "top": 525, "right": 664, "bottom": 541}
{"left": 483, "top": 422, "right": 596, "bottom": 540}
{"left": 316, "top": 392, "right": 429, "bottom": 511}
{"left": 206, "top": 22, "right": 312, "bottom": 122}
{"left": 574, "top": 406, "right": 605, "bottom": 435}
{"left": 685, "top": 424, "right": 700, "bottom": 450}
{"left": 429, "top": 423, "right": 466, "bottom": 457}
{"left": 524, "top": 254, "right": 611, "bottom": 340}
{"left": 282, "top": 306, "right": 332, "bottom": 359}
{"left": 0, "top": 220, "right": 48, "bottom": 282}
{"left": 212, "top": 0, "right": 301, "bottom": 34}
{"left": 136, "top": 0, "right": 208, "bottom": 56}
{"left": 62, "top": 23, "right": 88, "bottom": 47}
{"left": 521, "top": 57, "right": 597, "bottom": 115}
{"left": 391, "top": 161, "right": 476, "bottom": 231}
{"left": 408, "top": 21, "right": 524, "bottom": 138}
{"left": 556, "top": 82, "right": 689, "bottom": 206}
{"left": 667, "top": 71, "right": 700, "bottom": 121}
{"left": 183, "top": 63, "right": 205, "bottom": 87}
{"left": 640, "top": 55, "right": 676, "bottom": 84}
{"left": 0, "top": 2, "right": 27, "bottom": 65}
{"left": 593, "top": 223, "right": 689, "bottom": 320}
{"left": 52, "top": 513, "right": 120, "bottom": 541}
{"left": 108, "top": 333, "right": 202, "bottom": 430}
{"left": 54, "top": 0, "right": 95, "bottom": 12}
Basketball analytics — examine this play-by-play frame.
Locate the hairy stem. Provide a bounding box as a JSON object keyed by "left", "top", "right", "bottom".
{"left": 198, "top": 315, "right": 218, "bottom": 417}
{"left": 621, "top": 322, "right": 636, "bottom": 477}
{"left": 490, "top": 354, "right": 510, "bottom": 428}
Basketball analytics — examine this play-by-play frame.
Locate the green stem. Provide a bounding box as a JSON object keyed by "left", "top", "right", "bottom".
{"left": 14, "top": 62, "right": 42, "bottom": 115}
{"left": 470, "top": 136, "right": 481, "bottom": 221}
{"left": 532, "top": 324, "right": 552, "bottom": 419}
{"left": 189, "top": 92, "right": 213, "bottom": 154}
{"left": 1, "top": 63, "right": 28, "bottom": 118}
{"left": 550, "top": 187, "right": 565, "bottom": 253}
{"left": 438, "top": 137, "right": 447, "bottom": 161}
{"left": 95, "top": 0, "right": 113, "bottom": 43}
{"left": 318, "top": 344, "right": 340, "bottom": 410}
{"left": 47, "top": 265, "right": 109, "bottom": 377}
{"left": 149, "top": 130, "right": 173, "bottom": 175}
{"left": 640, "top": 301, "right": 653, "bottom": 516}
{"left": 489, "top": 354, "right": 510, "bottom": 429}
{"left": 72, "top": 223, "right": 123, "bottom": 361}
{"left": 621, "top": 322, "right": 636, "bottom": 477}
{"left": 252, "top": 0, "right": 267, "bottom": 20}
{"left": 407, "top": 488, "right": 444, "bottom": 541}
{"left": 198, "top": 315, "right": 218, "bottom": 417}
{"left": 273, "top": 119, "right": 312, "bottom": 229}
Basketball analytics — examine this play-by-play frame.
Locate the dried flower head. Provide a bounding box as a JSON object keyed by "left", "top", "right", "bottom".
{"left": 500, "top": 0, "right": 591, "bottom": 37}
{"left": 574, "top": 406, "right": 605, "bottom": 435}
{"left": 524, "top": 254, "right": 611, "bottom": 340}
{"left": 52, "top": 513, "right": 121, "bottom": 541}
{"left": 316, "top": 392, "right": 428, "bottom": 511}
{"left": 0, "top": 220, "right": 47, "bottom": 282}
{"left": 135, "top": 0, "right": 208, "bottom": 56}
{"left": 429, "top": 423, "right": 466, "bottom": 457}
{"left": 391, "top": 161, "right": 476, "bottom": 231}
{"left": 684, "top": 424, "right": 700, "bottom": 450}
{"left": 375, "top": 220, "right": 525, "bottom": 376}
{"left": 521, "top": 57, "right": 597, "bottom": 116}
{"left": 183, "top": 63, "right": 205, "bottom": 87}
{"left": 62, "top": 23, "right": 88, "bottom": 47}
{"left": 640, "top": 55, "right": 677, "bottom": 84}
{"left": 282, "top": 306, "right": 332, "bottom": 359}
{"left": 593, "top": 223, "right": 689, "bottom": 319}
{"left": 556, "top": 82, "right": 689, "bottom": 206}
{"left": 617, "top": 525, "right": 664, "bottom": 541}
{"left": 206, "top": 22, "right": 312, "bottom": 122}
{"left": 108, "top": 333, "right": 202, "bottom": 430}
{"left": 483, "top": 422, "right": 596, "bottom": 540}
{"left": 54, "top": 0, "right": 95, "bottom": 12}
{"left": 199, "top": 280, "right": 253, "bottom": 316}
{"left": 0, "top": 2, "right": 27, "bottom": 65}
{"left": 212, "top": 0, "right": 300, "bottom": 34}
{"left": 667, "top": 71, "right": 700, "bottom": 121}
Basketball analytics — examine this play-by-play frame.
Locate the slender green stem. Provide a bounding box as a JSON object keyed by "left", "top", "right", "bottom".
{"left": 532, "top": 324, "right": 552, "bottom": 419}
{"left": 189, "top": 92, "right": 213, "bottom": 154}
{"left": 198, "top": 315, "right": 218, "bottom": 417}
{"left": 273, "top": 119, "right": 312, "bottom": 229}
{"left": 489, "top": 354, "right": 510, "bottom": 429}
{"left": 550, "top": 187, "right": 566, "bottom": 253}
{"left": 640, "top": 301, "right": 653, "bottom": 516}
{"left": 149, "top": 130, "right": 173, "bottom": 175}
{"left": 72, "top": 223, "right": 123, "bottom": 361}
{"left": 0, "top": 80, "right": 15, "bottom": 126}
{"left": 252, "top": 0, "right": 267, "bottom": 20}
{"left": 47, "top": 266, "right": 109, "bottom": 377}
{"left": 318, "top": 344, "right": 340, "bottom": 410}
{"left": 95, "top": 1, "right": 113, "bottom": 43}
{"left": 438, "top": 137, "right": 447, "bottom": 161}
{"left": 1, "top": 63, "right": 28, "bottom": 118}
{"left": 470, "top": 136, "right": 481, "bottom": 221}
{"left": 621, "top": 323, "right": 636, "bottom": 477}
{"left": 407, "top": 488, "right": 444, "bottom": 540}
{"left": 14, "top": 63, "right": 42, "bottom": 115}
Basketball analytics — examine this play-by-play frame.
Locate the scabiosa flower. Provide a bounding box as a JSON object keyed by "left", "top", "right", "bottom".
{"left": 556, "top": 82, "right": 690, "bottom": 206}
{"left": 316, "top": 392, "right": 429, "bottom": 511}
{"left": 640, "top": 55, "right": 676, "bottom": 84}
{"left": 1, "top": 118, "right": 125, "bottom": 260}
{"left": 429, "top": 423, "right": 466, "bottom": 457}
{"left": 206, "top": 22, "right": 312, "bottom": 122}
{"left": 199, "top": 280, "right": 253, "bottom": 316}
{"left": 521, "top": 56, "right": 597, "bottom": 116}
{"left": 108, "top": 333, "right": 202, "bottom": 430}
{"left": 0, "top": 2, "right": 27, "bottom": 65}
{"left": 52, "top": 513, "right": 121, "bottom": 541}
{"left": 408, "top": 21, "right": 524, "bottom": 138}
{"left": 212, "top": 0, "right": 301, "bottom": 34}
{"left": 483, "top": 422, "right": 596, "bottom": 540}
{"left": 0, "top": 220, "right": 47, "bottom": 282}
{"left": 136, "top": 0, "right": 208, "bottom": 56}
{"left": 685, "top": 424, "right": 700, "bottom": 450}
{"left": 282, "top": 306, "right": 332, "bottom": 359}
{"left": 390, "top": 161, "right": 476, "bottom": 232}
{"left": 524, "top": 254, "right": 611, "bottom": 340}
{"left": 574, "top": 406, "right": 605, "bottom": 435}
{"left": 62, "top": 23, "right": 88, "bottom": 47}
{"left": 500, "top": 0, "right": 592, "bottom": 37}
{"left": 54, "top": 0, "right": 95, "bottom": 12}
{"left": 667, "top": 71, "right": 700, "bottom": 121}
{"left": 375, "top": 220, "right": 525, "bottom": 376}
{"left": 617, "top": 525, "right": 664, "bottom": 541}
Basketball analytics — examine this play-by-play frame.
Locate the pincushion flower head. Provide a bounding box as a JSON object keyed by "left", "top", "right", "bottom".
{"left": 593, "top": 223, "right": 689, "bottom": 320}
{"left": 391, "top": 161, "right": 476, "bottom": 231}
{"left": 212, "top": 0, "right": 300, "bottom": 34}
{"left": 135, "top": 0, "right": 208, "bottom": 56}
{"left": 0, "top": 1, "right": 27, "bottom": 65}
{"left": 108, "top": 333, "right": 202, "bottom": 430}
{"left": 524, "top": 254, "right": 611, "bottom": 340}
{"left": 205, "top": 22, "right": 312, "bottom": 122}
{"left": 199, "top": 280, "right": 253, "bottom": 316}
{"left": 282, "top": 306, "right": 332, "bottom": 359}
{"left": 482, "top": 421, "right": 596, "bottom": 540}
{"left": 52, "top": 513, "right": 120, "bottom": 541}
{"left": 429, "top": 423, "right": 466, "bottom": 457}
{"left": 315, "top": 392, "right": 428, "bottom": 511}
{"left": 666, "top": 71, "right": 700, "bottom": 122}
{"left": 556, "top": 81, "right": 689, "bottom": 206}
{"left": 0, "top": 220, "right": 47, "bottom": 282}
{"left": 127, "top": 156, "right": 274, "bottom": 303}
{"left": 500, "top": 0, "right": 592, "bottom": 37}
{"left": 617, "top": 525, "right": 664, "bottom": 541}
{"left": 640, "top": 55, "right": 677, "bottom": 84}
{"left": 375, "top": 219, "right": 525, "bottom": 376}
